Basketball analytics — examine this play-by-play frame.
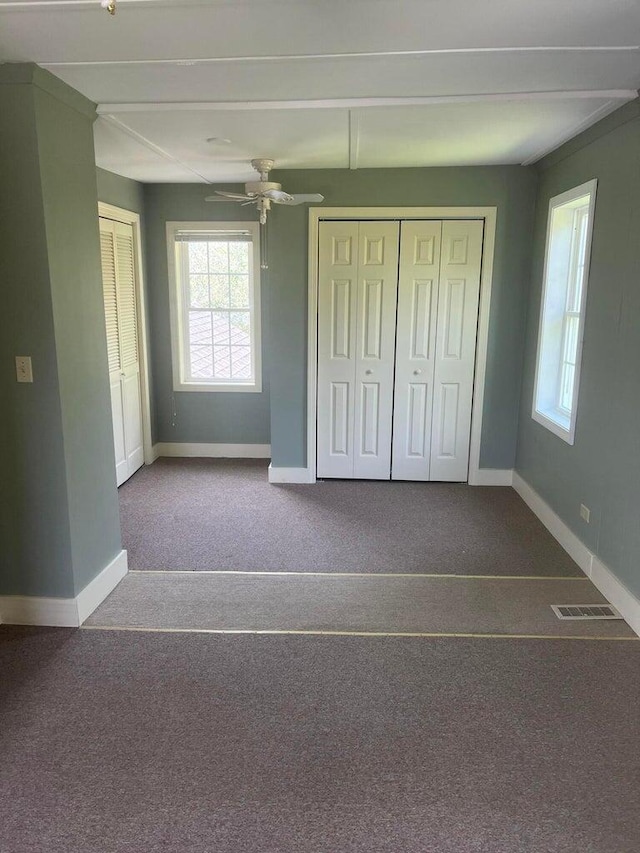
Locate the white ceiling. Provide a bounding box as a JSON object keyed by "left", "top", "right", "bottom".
{"left": 1, "top": 0, "right": 639, "bottom": 183}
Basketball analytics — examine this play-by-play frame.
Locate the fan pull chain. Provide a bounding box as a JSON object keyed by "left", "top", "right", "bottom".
{"left": 260, "top": 221, "right": 269, "bottom": 270}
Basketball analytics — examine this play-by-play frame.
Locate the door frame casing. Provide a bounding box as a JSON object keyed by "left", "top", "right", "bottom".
{"left": 98, "top": 202, "right": 154, "bottom": 468}
{"left": 307, "top": 206, "right": 498, "bottom": 485}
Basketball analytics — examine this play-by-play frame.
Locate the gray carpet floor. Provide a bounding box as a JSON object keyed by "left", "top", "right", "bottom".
{"left": 1, "top": 627, "right": 639, "bottom": 853}
{"left": 119, "top": 458, "right": 583, "bottom": 575}
{"left": 85, "top": 573, "right": 635, "bottom": 638}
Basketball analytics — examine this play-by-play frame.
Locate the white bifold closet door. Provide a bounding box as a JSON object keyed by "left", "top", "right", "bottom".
{"left": 99, "top": 217, "right": 144, "bottom": 487}
{"left": 317, "top": 221, "right": 400, "bottom": 479}
{"left": 317, "top": 218, "right": 483, "bottom": 482}
{"left": 393, "top": 219, "right": 484, "bottom": 481}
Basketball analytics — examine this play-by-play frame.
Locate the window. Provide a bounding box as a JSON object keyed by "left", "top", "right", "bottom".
{"left": 167, "top": 222, "right": 261, "bottom": 392}
{"left": 532, "top": 180, "right": 597, "bottom": 444}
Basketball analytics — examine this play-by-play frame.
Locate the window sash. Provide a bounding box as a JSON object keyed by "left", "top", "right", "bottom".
{"left": 167, "top": 221, "right": 261, "bottom": 393}
{"left": 532, "top": 180, "right": 597, "bottom": 444}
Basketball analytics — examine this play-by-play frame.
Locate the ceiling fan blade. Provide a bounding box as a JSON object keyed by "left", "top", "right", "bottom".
{"left": 273, "top": 193, "right": 325, "bottom": 206}
{"left": 214, "top": 190, "right": 254, "bottom": 201}
{"left": 205, "top": 196, "right": 241, "bottom": 202}
{"left": 262, "top": 188, "right": 294, "bottom": 202}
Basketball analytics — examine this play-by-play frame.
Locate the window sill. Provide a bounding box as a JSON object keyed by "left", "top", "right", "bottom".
{"left": 532, "top": 407, "right": 574, "bottom": 445}
{"left": 174, "top": 381, "right": 262, "bottom": 394}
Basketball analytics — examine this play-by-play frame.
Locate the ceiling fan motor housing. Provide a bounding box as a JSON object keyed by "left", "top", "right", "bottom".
{"left": 245, "top": 180, "right": 281, "bottom": 196}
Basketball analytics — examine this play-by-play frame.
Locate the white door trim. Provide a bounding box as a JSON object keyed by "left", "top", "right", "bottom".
{"left": 307, "top": 207, "right": 497, "bottom": 485}
{"left": 98, "top": 202, "right": 153, "bottom": 467}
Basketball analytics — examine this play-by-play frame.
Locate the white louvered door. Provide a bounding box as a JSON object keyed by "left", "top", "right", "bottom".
{"left": 317, "top": 219, "right": 483, "bottom": 483}
{"left": 317, "top": 221, "right": 399, "bottom": 479}
{"left": 99, "top": 218, "right": 144, "bottom": 487}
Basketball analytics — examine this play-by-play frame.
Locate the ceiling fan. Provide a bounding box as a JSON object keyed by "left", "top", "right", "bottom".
{"left": 205, "top": 159, "right": 324, "bottom": 224}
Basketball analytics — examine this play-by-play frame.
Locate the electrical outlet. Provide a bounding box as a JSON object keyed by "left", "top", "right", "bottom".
{"left": 580, "top": 504, "right": 591, "bottom": 524}
{"left": 15, "top": 356, "right": 33, "bottom": 384}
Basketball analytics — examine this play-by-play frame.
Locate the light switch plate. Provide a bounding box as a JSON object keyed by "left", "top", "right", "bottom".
{"left": 16, "top": 356, "right": 33, "bottom": 383}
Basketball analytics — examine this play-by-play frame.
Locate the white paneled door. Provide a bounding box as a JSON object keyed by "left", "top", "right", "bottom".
{"left": 99, "top": 217, "right": 144, "bottom": 487}
{"left": 317, "top": 218, "right": 483, "bottom": 482}
{"left": 317, "top": 221, "right": 400, "bottom": 479}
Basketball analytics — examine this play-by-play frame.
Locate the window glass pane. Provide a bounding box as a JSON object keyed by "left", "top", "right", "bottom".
{"left": 211, "top": 312, "right": 230, "bottom": 346}
{"left": 229, "top": 311, "right": 251, "bottom": 346}
{"left": 228, "top": 242, "right": 249, "bottom": 273}
{"left": 188, "top": 242, "right": 208, "bottom": 274}
{"left": 559, "top": 363, "right": 575, "bottom": 412}
{"left": 189, "top": 274, "right": 209, "bottom": 309}
{"left": 229, "top": 274, "right": 250, "bottom": 308}
{"left": 211, "top": 275, "right": 230, "bottom": 308}
{"left": 231, "top": 345, "right": 252, "bottom": 379}
{"left": 213, "top": 346, "right": 231, "bottom": 378}
{"left": 189, "top": 311, "right": 212, "bottom": 346}
{"left": 190, "top": 345, "right": 213, "bottom": 378}
{"left": 172, "top": 228, "right": 259, "bottom": 389}
{"left": 208, "top": 242, "right": 229, "bottom": 273}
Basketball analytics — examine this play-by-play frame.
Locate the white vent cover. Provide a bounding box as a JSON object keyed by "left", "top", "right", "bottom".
{"left": 551, "top": 604, "right": 622, "bottom": 620}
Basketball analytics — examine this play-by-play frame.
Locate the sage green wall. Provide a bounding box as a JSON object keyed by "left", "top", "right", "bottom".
{"left": 0, "top": 78, "right": 73, "bottom": 597}
{"left": 143, "top": 167, "right": 536, "bottom": 463}
{"left": 143, "top": 184, "right": 271, "bottom": 445}
{"left": 267, "top": 166, "right": 537, "bottom": 468}
{"left": 516, "top": 101, "right": 640, "bottom": 597}
{"left": 96, "top": 167, "right": 145, "bottom": 215}
{"left": 0, "top": 65, "right": 122, "bottom": 597}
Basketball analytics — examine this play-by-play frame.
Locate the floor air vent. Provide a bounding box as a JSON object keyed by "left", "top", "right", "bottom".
{"left": 551, "top": 604, "right": 622, "bottom": 620}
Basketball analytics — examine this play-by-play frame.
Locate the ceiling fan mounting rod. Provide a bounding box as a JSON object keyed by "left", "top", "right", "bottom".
{"left": 251, "top": 158, "right": 275, "bottom": 181}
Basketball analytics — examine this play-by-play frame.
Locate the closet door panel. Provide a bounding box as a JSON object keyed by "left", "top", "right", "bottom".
{"left": 392, "top": 221, "right": 442, "bottom": 481}
{"left": 353, "top": 221, "right": 399, "bottom": 479}
{"left": 317, "top": 222, "right": 359, "bottom": 478}
{"left": 430, "top": 220, "right": 483, "bottom": 481}
{"left": 100, "top": 217, "right": 144, "bottom": 486}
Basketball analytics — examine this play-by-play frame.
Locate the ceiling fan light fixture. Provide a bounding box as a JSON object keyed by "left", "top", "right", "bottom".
{"left": 204, "top": 158, "right": 324, "bottom": 241}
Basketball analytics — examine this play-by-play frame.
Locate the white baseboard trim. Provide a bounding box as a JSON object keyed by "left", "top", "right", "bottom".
{"left": 76, "top": 549, "right": 128, "bottom": 624}
{"left": 0, "top": 595, "right": 79, "bottom": 627}
{"left": 513, "top": 471, "right": 640, "bottom": 638}
{"left": 512, "top": 472, "right": 592, "bottom": 574}
{"left": 590, "top": 555, "right": 640, "bottom": 638}
{"left": 469, "top": 468, "right": 513, "bottom": 486}
{"left": 268, "top": 464, "right": 315, "bottom": 484}
{"left": 154, "top": 442, "right": 271, "bottom": 459}
{"left": 0, "top": 549, "right": 128, "bottom": 628}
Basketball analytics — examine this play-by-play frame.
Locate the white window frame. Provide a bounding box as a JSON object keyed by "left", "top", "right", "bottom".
{"left": 166, "top": 221, "right": 262, "bottom": 393}
{"left": 532, "top": 179, "right": 597, "bottom": 444}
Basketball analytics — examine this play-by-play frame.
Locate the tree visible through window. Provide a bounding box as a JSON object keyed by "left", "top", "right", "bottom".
{"left": 532, "top": 181, "right": 596, "bottom": 444}
{"left": 167, "top": 223, "right": 261, "bottom": 392}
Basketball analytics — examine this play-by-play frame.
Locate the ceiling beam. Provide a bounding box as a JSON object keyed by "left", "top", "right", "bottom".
{"left": 99, "top": 113, "right": 212, "bottom": 181}
{"left": 40, "top": 45, "right": 640, "bottom": 67}
{"left": 97, "top": 90, "right": 638, "bottom": 114}
{"left": 348, "top": 111, "right": 359, "bottom": 171}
